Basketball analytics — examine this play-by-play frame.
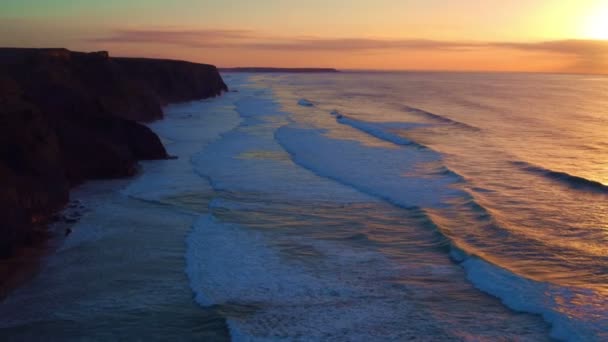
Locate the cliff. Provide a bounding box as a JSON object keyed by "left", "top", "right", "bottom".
{"left": 0, "top": 48, "right": 227, "bottom": 257}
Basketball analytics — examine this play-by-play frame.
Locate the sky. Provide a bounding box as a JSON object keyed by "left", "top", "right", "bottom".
{"left": 2, "top": 0, "right": 608, "bottom": 73}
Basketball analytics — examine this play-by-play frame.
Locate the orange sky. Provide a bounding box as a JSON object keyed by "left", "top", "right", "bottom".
{"left": 2, "top": 0, "right": 608, "bottom": 73}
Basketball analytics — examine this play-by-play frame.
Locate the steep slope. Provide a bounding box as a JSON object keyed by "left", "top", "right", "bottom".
{"left": 0, "top": 48, "right": 227, "bottom": 257}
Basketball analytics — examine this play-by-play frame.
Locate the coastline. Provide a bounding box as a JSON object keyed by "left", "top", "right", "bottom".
{"left": 0, "top": 233, "right": 51, "bottom": 301}
{"left": 0, "top": 73, "right": 541, "bottom": 340}
{"left": 0, "top": 75, "right": 246, "bottom": 338}
{"left": 0, "top": 183, "right": 121, "bottom": 301}
{"left": 0, "top": 93, "right": 237, "bottom": 338}
{"left": 2, "top": 70, "right": 602, "bottom": 340}
{"left": 0, "top": 48, "right": 227, "bottom": 263}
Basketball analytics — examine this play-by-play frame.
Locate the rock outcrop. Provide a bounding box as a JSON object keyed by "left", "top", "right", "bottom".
{"left": 0, "top": 48, "right": 227, "bottom": 257}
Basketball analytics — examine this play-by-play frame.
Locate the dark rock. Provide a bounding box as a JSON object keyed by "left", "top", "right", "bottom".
{"left": 0, "top": 48, "right": 228, "bottom": 257}
{"left": 114, "top": 57, "right": 228, "bottom": 113}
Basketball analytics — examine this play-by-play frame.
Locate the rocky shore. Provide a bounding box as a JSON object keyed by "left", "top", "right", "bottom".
{"left": 0, "top": 48, "right": 227, "bottom": 258}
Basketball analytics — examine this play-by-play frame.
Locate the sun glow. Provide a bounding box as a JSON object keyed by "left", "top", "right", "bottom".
{"left": 582, "top": 5, "right": 608, "bottom": 40}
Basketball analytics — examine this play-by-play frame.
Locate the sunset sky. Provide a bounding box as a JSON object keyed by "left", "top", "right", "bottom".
{"left": 2, "top": 0, "right": 608, "bottom": 73}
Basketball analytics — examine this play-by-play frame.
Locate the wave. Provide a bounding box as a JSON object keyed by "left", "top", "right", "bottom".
{"left": 403, "top": 105, "right": 480, "bottom": 131}
{"left": 191, "top": 80, "right": 602, "bottom": 340}
{"left": 512, "top": 161, "right": 608, "bottom": 193}
{"left": 333, "top": 114, "right": 469, "bottom": 184}
{"left": 275, "top": 124, "right": 606, "bottom": 340}
{"left": 335, "top": 114, "right": 428, "bottom": 149}
{"left": 297, "top": 98, "right": 314, "bottom": 107}
{"left": 426, "top": 200, "right": 607, "bottom": 341}
{"left": 275, "top": 125, "right": 463, "bottom": 209}
{"left": 186, "top": 214, "right": 459, "bottom": 340}
{"left": 451, "top": 250, "right": 604, "bottom": 342}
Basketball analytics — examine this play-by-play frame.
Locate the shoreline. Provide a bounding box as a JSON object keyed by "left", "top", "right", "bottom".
{"left": 0, "top": 92, "right": 239, "bottom": 339}
{"left": 0, "top": 231, "right": 53, "bottom": 301}
{"left": 2, "top": 71, "right": 585, "bottom": 340}
{"left": 2, "top": 71, "right": 597, "bottom": 340}
{"left": 0, "top": 185, "right": 118, "bottom": 301}
{"left": 0, "top": 47, "right": 228, "bottom": 262}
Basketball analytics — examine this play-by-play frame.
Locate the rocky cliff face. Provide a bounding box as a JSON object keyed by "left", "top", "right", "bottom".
{"left": 0, "top": 48, "right": 227, "bottom": 257}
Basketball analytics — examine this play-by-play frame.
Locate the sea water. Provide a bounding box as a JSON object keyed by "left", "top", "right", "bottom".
{"left": 1, "top": 72, "right": 606, "bottom": 341}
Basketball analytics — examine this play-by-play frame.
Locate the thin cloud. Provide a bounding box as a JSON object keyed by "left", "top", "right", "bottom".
{"left": 495, "top": 40, "right": 608, "bottom": 55}
{"left": 91, "top": 29, "right": 488, "bottom": 51}
{"left": 494, "top": 40, "right": 608, "bottom": 73}
{"left": 244, "top": 38, "right": 487, "bottom": 51}
{"left": 91, "top": 29, "right": 256, "bottom": 48}
{"left": 92, "top": 28, "right": 608, "bottom": 52}
{"left": 91, "top": 28, "right": 608, "bottom": 72}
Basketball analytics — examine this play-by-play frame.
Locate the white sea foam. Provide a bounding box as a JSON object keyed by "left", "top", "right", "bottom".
{"left": 0, "top": 79, "right": 255, "bottom": 339}
{"left": 186, "top": 214, "right": 452, "bottom": 341}
{"left": 337, "top": 116, "right": 428, "bottom": 147}
{"left": 122, "top": 87, "right": 242, "bottom": 205}
{"left": 459, "top": 255, "right": 607, "bottom": 341}
{"left": 275, "top": 125, "right": 462, "bottom": 209}
{"left": 191, "top": 87, "right": 372, "bottom": 204}
{"left": 185, "top": 74, "right": 605, "bottom": 341}
{"left": 184, "top": 78, "right": 457, "bottom": 339}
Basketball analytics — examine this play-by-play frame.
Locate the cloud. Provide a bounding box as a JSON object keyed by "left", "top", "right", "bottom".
{"left": 91, "top": 28, "right": 608, "bottom": 72}
{"left": 91, "top": 28, "right": 489, "bottom": 51}
{"left": 243, "top": 38, "right": 487, "bottom": 51}
{"left": 92, "top": 28, "right": 608, "bottom": 53}
{"left": 91, "top": 29, "right": 257, "bottom": 48}
{"left": 495, "top": 39, "right": 608, "bottom": 55}
{"left": 494, "top": 40, "right": 608, "bottom": 73}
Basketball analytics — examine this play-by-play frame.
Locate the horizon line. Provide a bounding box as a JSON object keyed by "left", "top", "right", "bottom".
{"left": 216, "top": 66, "right": 608, "bottom": 77}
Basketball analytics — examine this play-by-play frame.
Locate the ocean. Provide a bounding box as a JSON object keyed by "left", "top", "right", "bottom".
{"left": 0, "top": 72, "right": 606, "bottom": 341}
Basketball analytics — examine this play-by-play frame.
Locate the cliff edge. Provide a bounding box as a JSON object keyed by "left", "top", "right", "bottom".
{"left": 0, "top": 48, "right": 228, "bottom": 257}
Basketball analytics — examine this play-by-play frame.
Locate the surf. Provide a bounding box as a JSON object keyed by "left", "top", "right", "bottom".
{"left": 512, "top": 161, "right": 608, "bottom": 194}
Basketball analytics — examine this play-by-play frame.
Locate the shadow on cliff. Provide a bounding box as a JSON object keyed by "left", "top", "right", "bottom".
{"left": 0, "top": 48, "right": 228, "bottom": 257}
